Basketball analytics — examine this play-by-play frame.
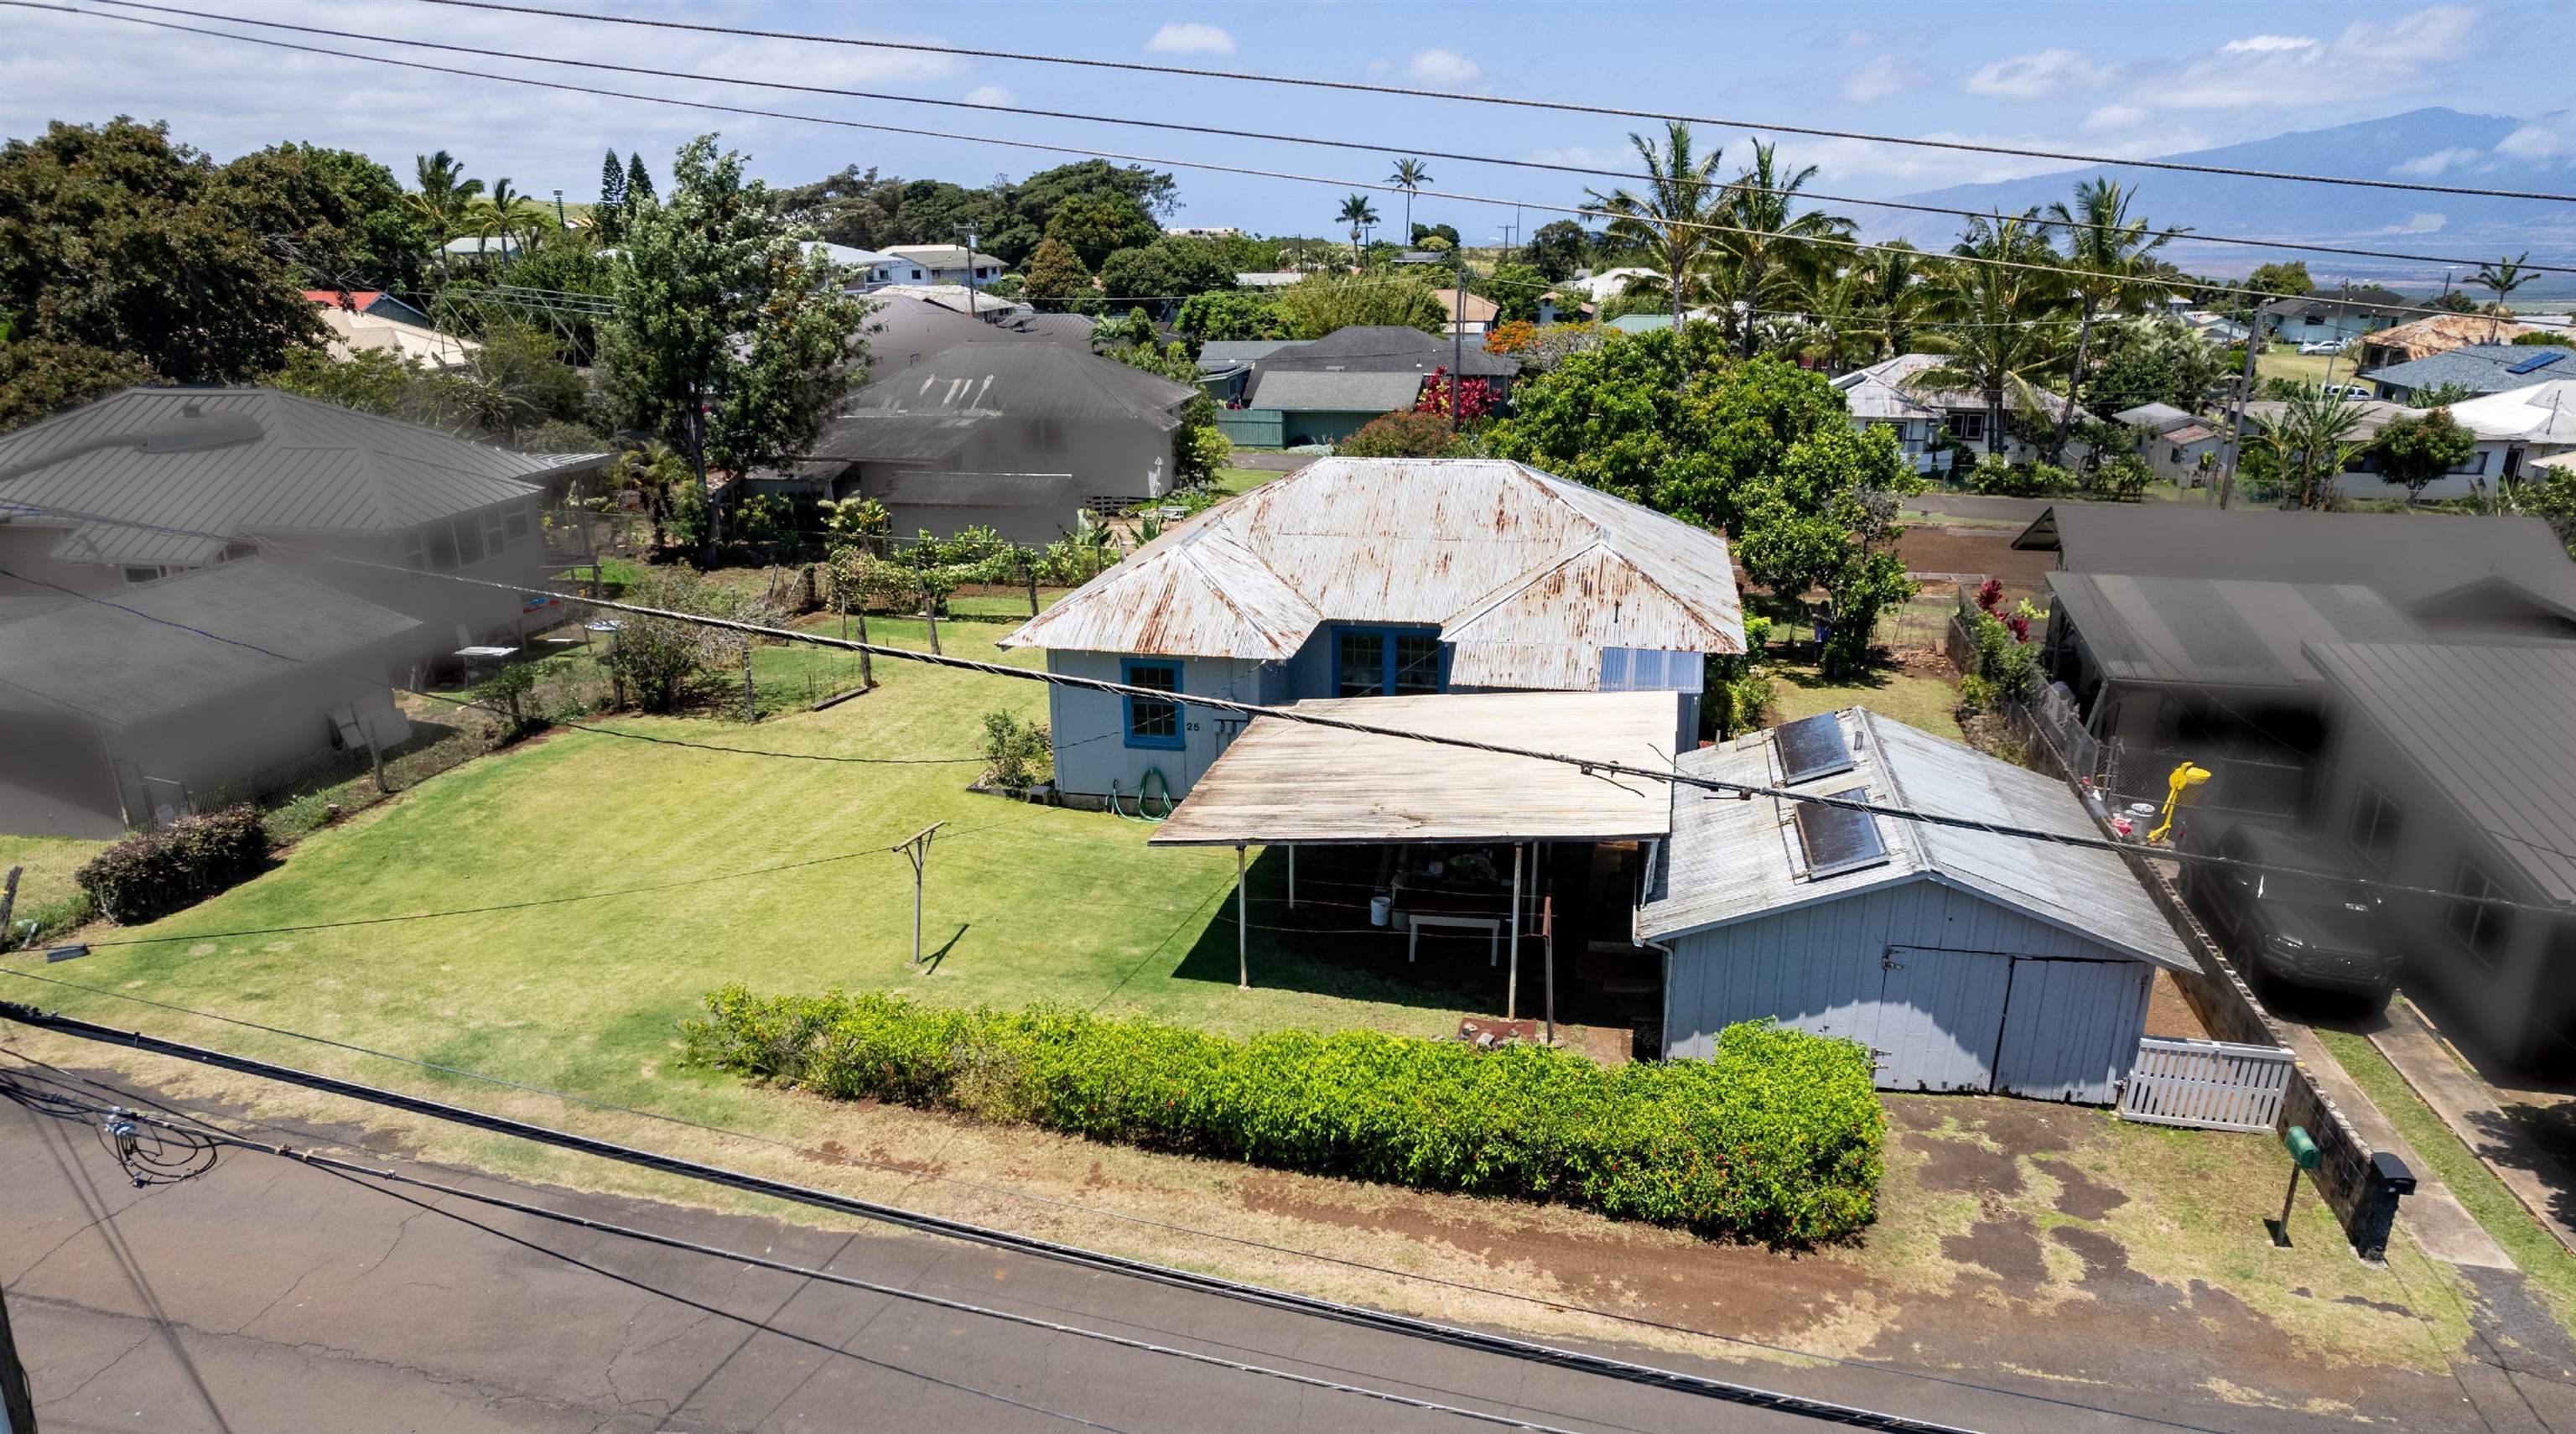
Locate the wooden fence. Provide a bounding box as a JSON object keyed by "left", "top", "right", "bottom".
{"left": 1214, "top": 409, "right": 1286, "bottom": 448}
{"left": 2120, "top": 1037, "right": 2295, "bottom": 1130}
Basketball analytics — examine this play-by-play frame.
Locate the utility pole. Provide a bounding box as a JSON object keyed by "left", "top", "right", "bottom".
{"left": 956, "top": 221, "right": 983, "bottom": 322}
{"left": 895, "top": 822, "right": 947, "bottom": 968}
{"left": 2215, "top": 303, "right": 2266, "bottom": 511}
{"left": 1452, "top": 253, "right": 1467, "bottom": 436}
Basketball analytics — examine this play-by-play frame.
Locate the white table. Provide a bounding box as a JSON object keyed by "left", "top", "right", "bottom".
{"left": 1406, "top": 912, "right": 1503, "bottom": 966}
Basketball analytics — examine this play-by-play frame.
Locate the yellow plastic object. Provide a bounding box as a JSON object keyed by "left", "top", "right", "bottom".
{"left": 2147, "top": 763, "right": 2212, "bottom": 844}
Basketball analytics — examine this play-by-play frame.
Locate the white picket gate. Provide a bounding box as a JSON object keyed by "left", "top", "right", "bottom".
{"left": 2118, "top": 1037, "right": 2294, "bottom": 1131}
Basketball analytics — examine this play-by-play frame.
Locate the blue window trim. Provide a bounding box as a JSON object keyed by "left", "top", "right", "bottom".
{"left": 1328, "top": 625, "right": 1448, "bottom": 698}
{"left": 1121, "top": 657, "right": 1186, "bottom": 750}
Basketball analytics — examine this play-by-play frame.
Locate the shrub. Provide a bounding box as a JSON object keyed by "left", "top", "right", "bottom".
{"left": 75, "top": 806, "right": 270, "bottom": 924}
{"left": 979, "top": 710, "right": 1051, "bottom": 788}
{"left": 2087, "top": 454, "right": 2153, "bottom": 501}
{"left": 1336, "top": 408, "right": 1455, "bottom": 458}
{"left": 1968, "top": 609, "right": 2037, "bottom": 697}
{"left": 682, "top": 988, "right": 1885, "bottom": 1244}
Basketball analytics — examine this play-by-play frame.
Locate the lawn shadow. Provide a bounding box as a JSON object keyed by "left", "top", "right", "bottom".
{"left": 917, "top": 922, "right": 970, "bottom": 974}
{"left": 1774, "top": 662, "right": 1898, "bottom": 695}
{"left": 1164, "top": 848, "right": 1509, "bottom": 1020}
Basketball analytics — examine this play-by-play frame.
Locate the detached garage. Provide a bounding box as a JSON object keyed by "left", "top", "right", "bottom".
{"left": 1640, "top": 708, "right": 2195, "bottom": 1103}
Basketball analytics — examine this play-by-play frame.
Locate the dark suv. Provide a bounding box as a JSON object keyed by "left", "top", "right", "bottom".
{"left": 2180, "top": 820, "right": 2402, "bottom": 1005}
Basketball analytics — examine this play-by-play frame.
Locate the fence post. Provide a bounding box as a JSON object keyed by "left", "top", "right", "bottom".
{"left": 369, "top": 737, "right": 388, "bottom": 794}
{"left": 740, "top": 640, "right": 756, "bottom": 722}
{"left": 856, "top": 610, "right": 873, "bottom": 689}
{"left": 1026, "top": 555, "right": 1041, "bottom": 616}
{"left": 921, "top": 573, "right": 942, "bottom": 657}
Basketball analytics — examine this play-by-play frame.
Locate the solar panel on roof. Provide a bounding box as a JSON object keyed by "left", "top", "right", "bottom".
{"left": 1794, "top": 788, "right": 1890, "bottom": 879}
{"left": 2506, "top": 351, "right": 2567, "bottom": 376}
{"left": 1773, "top": 711, "right": 1856, "bottom": 783}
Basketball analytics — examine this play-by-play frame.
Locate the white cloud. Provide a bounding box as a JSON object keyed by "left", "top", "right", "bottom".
{"left": 2379, "top": 212, "right": 2449, "bottom": 233}
{"left": 1406, "top": 49, "right": 1483, "bottom": 86}
{"left": 2219, "top": 34, "right": 2319, "bottom": 55}
{"left": 2391, "top": 147, "right": 2481, "bottom": 176}
{"left": 963, "top": 85, "right": 1015, "bottom": 107}
{"left": 1965, "top": 49, "right": 2113, "bottom": 100}
{"left": 2083, "top": 104, "right": 2147, "bottom": 133}
{"left": 1145, "top": 23, "right": 1234, "bottom": 55}
{"left": 1841, "top": 55, "right": 1905, "bottom": 104}
{"left": 2497, "top": 113, "right": 2576, "bottom": 163}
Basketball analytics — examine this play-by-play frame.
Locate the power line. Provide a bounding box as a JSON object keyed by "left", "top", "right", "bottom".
{"left": 0, "top": 2, "right": 2503, "bottom": 324}
{"left": 0, "top": 1005, "right": 1996, "bottom": 1434}
{"left": 65, "top": 0, "right": 2576, "bottom": 276}
{"left": 407, "top": 0, "right": 2576, "bottom": 206}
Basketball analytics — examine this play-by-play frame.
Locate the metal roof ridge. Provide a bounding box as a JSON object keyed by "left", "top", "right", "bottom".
{"left": 1851, "top": 707, "right": 1935, "bottom": 874}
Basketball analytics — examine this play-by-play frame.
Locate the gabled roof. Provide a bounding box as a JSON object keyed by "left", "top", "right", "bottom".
{"left": 1262, "top": 325, "right": 1519, "bottom": 377}
{"left": 2360, "top": 314, "right": 2546, "bottom": 363}
{"left": 1832, "top": 365, "right": 1940, "bottom": 423}
{"left": 1000, "top": 457, "right": 1743, "bottom": 688}
{"left": 880, "top": 244, "right": 1000, "bottom": 268}
{"left": 859, "top": 296, "right": 1094, "bottom": 379}
{"left": 1196, "top": 340, "right": 1297, "bottom": 371}
{"left": 2048, "top": 574, "right": 2422, "bottom": 691}
{"left": 1847, "top": 353, "right": 2079, "bottom": 420}
{"left": 2440, "top": 380, "right": 2576, "bottom": 444}
{"left": 838, "top": 342, "right": 1195, "bottom": 430}
{"left": 0, "top": 387, "right": 599, "bottom": 567}
{"left": 0, "top": 561, "right": 417, "bottom": 728}
{"left": 2360, "top": 345, "right": 2576, "bottom": 396}
{"left": 1244, "top": 369, "right": 1426, "bottom": 413}
{"left": 2306, "top": 642, "right": 2576, "bottom": 906}
{"left": 2112, "top": 402, "right": 2196, "bottom": 433}
{"left": 1639, "top": 708, "right": 2194, "bottom": 969}
{"left": 2012, "top": 504, "right": 2576, "bottom": 625}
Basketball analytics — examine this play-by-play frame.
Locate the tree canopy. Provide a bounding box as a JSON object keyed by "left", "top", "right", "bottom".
{"left": 2373, "top": 407, "right": 2478, "bottom": 499}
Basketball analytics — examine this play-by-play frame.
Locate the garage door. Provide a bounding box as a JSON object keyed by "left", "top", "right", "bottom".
{"left": 1872, "top": 948, "right": 2011, "bottom": 1093}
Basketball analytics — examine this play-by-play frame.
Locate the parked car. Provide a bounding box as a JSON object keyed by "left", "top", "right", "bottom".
{"left": 2322, "top": 384, "right": 2373, "bottom": 402}
{"left": 2298, "top": 339, "right": 2350, "bottom": 356}
{"left": 2179, "top": 819, "right": 2401, "bottom": 1005}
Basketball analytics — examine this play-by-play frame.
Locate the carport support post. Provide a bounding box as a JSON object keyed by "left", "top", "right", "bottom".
{"left": 1542, "top": 890, "right": 1555, "bottom": 1047}
{"left": 1235, "top": 844, "right": 1249, "bottom": 989}
{"left": 1506, "top": 844, "right": 1524, "bottom": 1020}
{"left": 1286, "top": 845, "right": 1296, "bottom": 909}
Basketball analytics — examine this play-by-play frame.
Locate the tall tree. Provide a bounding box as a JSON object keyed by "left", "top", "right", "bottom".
{"left": 1587, "top": 122, "right": 1724, "bottom": 334}
{"left": 0, "top": 118, "right": 319, "bottom": 384}
{"left": 408, "top": 149, "right": 483, "bottom": 278}
{"left": 2043, "top": 179, "right": 2179, "bottom": 460}
{"left": 2246, "top": 386, "right": 2370, "bottom": 510}
{"left": 1387, "top": 157, "right": 1431, "bottom": 247}
{"left": 1524, "top": 220, "right": 1591, "bottom": 283}
{"left": 596, "top": 148, "right": 626, "bottom": 240}
{"left": 1909, "top": 212, "right": 2071, "bottom": 455}
{"left": 1335, "top": 193, "right": 1379, "bottom": 269}
{"left": 1854, "top": 241, "right": 1929, "bottom": 361}
{"left": 473, "top": 177, "right": 544, "bottom": 257}
{"left": 598, "top": 136, "right": 867, "bottom": 559}
{"left": 217, "top": 143, "right": 431, "bottom": 292}
{"left": 2372, "top": 407, "right": 2477, "bottom": 501}
{"left": 1020, "top": 236, "right": 1093, "bottom": 312}
{"left": 1714, "top": 138, "right": 1853, "bottom": 356}
{"left": 2473, "top": 252, "right": 2532, "bottom": 341}
{"left": 624, "top": 152, "right": 656, "bottom": 205}
{"left": 1041, "top": 191, "right": 1159, "bottom": 269}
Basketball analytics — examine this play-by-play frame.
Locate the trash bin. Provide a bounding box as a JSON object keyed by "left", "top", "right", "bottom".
{"left": 1369, "top": 894, "right": 1392, "bottom": 927}
{"left": 2352, "top": 1151, "right": 2416, "bottom": 1263}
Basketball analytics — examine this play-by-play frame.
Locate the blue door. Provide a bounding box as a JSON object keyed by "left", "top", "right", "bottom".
{"left": 1870, "top": 948, "right": 2011, "bottom": 1093}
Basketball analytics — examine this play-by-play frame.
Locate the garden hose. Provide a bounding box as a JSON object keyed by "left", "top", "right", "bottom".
{"left": 1110, "top": 767, "right": 1176, "bottom": 823}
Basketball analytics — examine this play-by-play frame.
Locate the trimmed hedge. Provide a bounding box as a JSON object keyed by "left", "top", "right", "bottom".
{"left": 75, "top": 806, "right": 270, "bottom": 925}
{"left": 682, "top": 986, "right": 1883, "bottom": 1244}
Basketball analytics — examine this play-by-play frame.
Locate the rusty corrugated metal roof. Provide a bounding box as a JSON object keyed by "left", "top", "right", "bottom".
{"left": 1001, "top": 458, "right": 1742, "bottom": 687}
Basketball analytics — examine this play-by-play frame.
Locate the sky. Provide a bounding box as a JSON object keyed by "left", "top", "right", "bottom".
{"left": 6, "top": 0, "right": 2574, "bottom": 246}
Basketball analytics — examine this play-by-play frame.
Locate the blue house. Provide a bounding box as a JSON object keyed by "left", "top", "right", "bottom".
{"left": 998, "top": 457, "right": 1746, "bottom": 807}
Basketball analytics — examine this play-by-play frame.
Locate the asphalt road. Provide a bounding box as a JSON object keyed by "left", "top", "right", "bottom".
{"left": 0, "top": 1065, "right": 2524, "bottom": 1434}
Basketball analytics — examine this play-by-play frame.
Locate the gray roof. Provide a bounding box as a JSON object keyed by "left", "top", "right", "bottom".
{"left": 841, "top": 341, "right": 1193, "bottom": 429}
{"left": 0, "top": 388, "right": 595, "bottom": 567}
{"left": 1246, "top": 369, "right": 1426, "bottom": 413}
{"left": 873, "top": 470, "right": 1073, "bottom": 507}
{"left": 2360, "top": 345, "right": 2576, "bottom": 396}
{"left": 2113, "top": 402, "right": 2196, "bottom": 432}
{"left": 809, "top": 412, "right": 995, "bottom": 464}
{"left": 2013, "top": 505, "right": 2576, "bottom": 626}
{"left": 0, "top": 561, "right": 416, "bottom": 728}
{"left": 2048, "top": 574, "right": 2422, "bottom": 691}
{"left": 1850, "top": 353, "right": 2080, "bottom": 422}
{"left": 2305, "top": 642, "right": 2576, "bottom": 906}
{"left": 1263, "top": 325, "right": 1519, "bottom": 378}
{"left": 1196, "top": 340, "right": 1297, "bottom": 371}
{"left": 859, "top": 297, "right": 1095, "bottom": 380}
{"left": 1639, "top": 708, "right": 2194, "bottom": 969}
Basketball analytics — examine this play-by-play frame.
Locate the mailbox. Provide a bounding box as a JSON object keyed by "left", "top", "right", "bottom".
{"left": 2283, "top": 1125, "right": 2320, "bottom": 1171}
{"left": 2371, "top": 1151, "right": 2416, "bottom": 1196}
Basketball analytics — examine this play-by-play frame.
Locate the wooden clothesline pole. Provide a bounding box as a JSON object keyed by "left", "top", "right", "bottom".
{"left": 893, "top": 821, "right": 947, "bottom": 967}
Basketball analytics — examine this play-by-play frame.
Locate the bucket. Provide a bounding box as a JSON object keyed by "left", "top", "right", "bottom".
{"left": 1369, "top": 895, "right": 1392, "bottom": 927}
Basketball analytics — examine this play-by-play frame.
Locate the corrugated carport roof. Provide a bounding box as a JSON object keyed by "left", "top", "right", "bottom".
{"left": 1148, "top": 691, "right": 1678, "bottom": 847}
{"left": 2047, "top": 574, "right": 2422, "bottom": 690}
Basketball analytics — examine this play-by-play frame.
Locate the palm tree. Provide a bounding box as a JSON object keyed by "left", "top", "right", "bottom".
{"left": 1388, "top": 158, "right": 1432, "bottom": 246}
{"left": 1857, "top": 241, "right": 1931, "bottom": 361}
{"left": 1793, "top": 266, "right": 1877, "bottom": 374}
{"left": 2043, "top": 179, "right": 2181, "bottom": 460}
{"left": 1714, "top": 139, "right": 1855, "bottom": 356}
{"left": 2472, "top": 252, "right": 2532, "bottom": 341}
{"left": 1336, "top": 194, "right": 1379, "bottom": 270}
{"left": 1907, "top": 211, "right": 2073, "bottom": 458}
{"left": 472, "top": 178, "right": 545, "bottom": 260}
{"left": 408, "top": 150, "right": 484, "bottom": 279}
{"left": 1587, "top": 121, "right": 1725, "bottom": 335}
{"left": 2247, "top": 386, "right": 2371, "bottom": 510}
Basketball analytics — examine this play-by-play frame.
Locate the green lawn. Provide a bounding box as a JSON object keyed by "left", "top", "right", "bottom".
{"left": 2314, "top": 1025, "right": 2576, "bottom": 1330}
{"left": 16, "top": 610, "right": 1463, "bottom": 1142}
{"left": 1766, "top": 657, "right": 1964, "bottom": 741}
{"left": 0, "top": 834, "right": 107, "bottom": 933}
{"left": 1211, "top": 465, "right": 1287, "bottom": 497}
{"left": 2253, "top": 342, "right": 2364, "bottom": 392}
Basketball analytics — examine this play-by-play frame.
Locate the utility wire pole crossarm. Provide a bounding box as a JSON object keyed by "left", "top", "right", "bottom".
{"left": 894, "top": 822, "right": 946, "bottom": 967}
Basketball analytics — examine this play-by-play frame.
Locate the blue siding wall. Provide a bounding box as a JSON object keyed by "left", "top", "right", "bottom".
{"left": 1046, "top": 649, "right": 1272, "bottom": 802}
{"left": 1661, "top": 875, "right": 2153, "bottom": 1103}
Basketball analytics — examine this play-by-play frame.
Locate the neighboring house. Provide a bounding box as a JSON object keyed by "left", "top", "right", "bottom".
{"left": 0, "top": 561, "right": 420, "bottom": 838}
{"left": 809, "top": 242, "right": 927, "bottom": 290}
{"left": 1602, "top": 309, "right": 1725, "bottom": 335}
{"left": 872, "top": 283, "right": 1030, "bottom": 323}
{"left": 439, "top": 234, "right": 523, "bottom": 264}
{"left": 306, "top": 299, "right": 477, "bottom": 371}
{"left": 1565, "top": 268, "right": 1659, "bottom": 305}
{"left": 1639, "top": 707, "right": 2194, "bottom": 1099}
{"left": 2180, "top": 310, "right": 2251, "bottom": 345}
{"left": 1234, "top": 271, "right": 1303, "bottom": 289}
{"left": 1194, "top": 339, "right": 1297, "bottom": 404}
{"left": 785, "top": 341, "right": 1198, "bottom": 540}
{"left": 2356, "top": 314, "right": 2547, "bottom": 370}
{"left": 2363, "top": 344, "right": 2576, "bottom": 403}
{"left": 1833, "top": 364, "right": 1950, "bottom": 477}
{"left": 2040, "top": 573, "right": 2423, "bottom": 756}
{"left": 879, "top": 244, "right": 1005, "bottom": 288}
{"left": 0, "top": 387, "right": 604, "bottom": 656}
{"left": 1842, "top": 354, "right": 2085, "bottom": 462}
{"left": 1430, "top": 287, "right": 1501, "bottom": 337}
{"left": 1164, "top": 226, "right": 1242, "bottom": 238}
{"left": 2012, "top": 504, "right": 2576, "bottom": 639}
{"left": 2257, "top": 288, "right": 2422, "bottom": 345}
{"left": 300, "top": 290, "right": 436, "bottom": 328}
{"left": 855, "top": 295, "right": 1094, "bottom": 381}
{"left": 2236, "top": 387, "right": 2573, "bottom": 498}
{"left": 2111, "top": 403, "right": 2223, "bottom": 482}
{"left": 998, "top": 456, "right": 1745, "bottom": 804}
{"left": 1259, "top": 325, "right": 1519, "bottom": 391}
{"left": 1242, "top": 370, "right": 1428, "bottom": 445}
{"left": 2304, "top": 642, "right": 2576, "bottom": 1068}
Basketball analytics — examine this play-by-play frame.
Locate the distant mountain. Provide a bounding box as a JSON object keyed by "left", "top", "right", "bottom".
{"left": 1863, "top": 108, "right": 2572, "bottom": 291}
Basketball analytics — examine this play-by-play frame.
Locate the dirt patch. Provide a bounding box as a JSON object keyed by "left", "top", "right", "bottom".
{"left": 800, "top": 1137, "right": 948, "bottom": 1179}
{"left": 1896, "top": 524, "right": 2056, "bottom": 600}
{"left": 2142, "top": 968, "right": 2214, "bottom": 1040}
{"left": 2049, "top": 1224, "right": 2148, "bottom": 1289}
{"left": 2033, "top": 1156, "right": 2129, "bottom": 1221}
{"left": 1944, "top": 1216, "right": 2050, "bottom": 1285}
